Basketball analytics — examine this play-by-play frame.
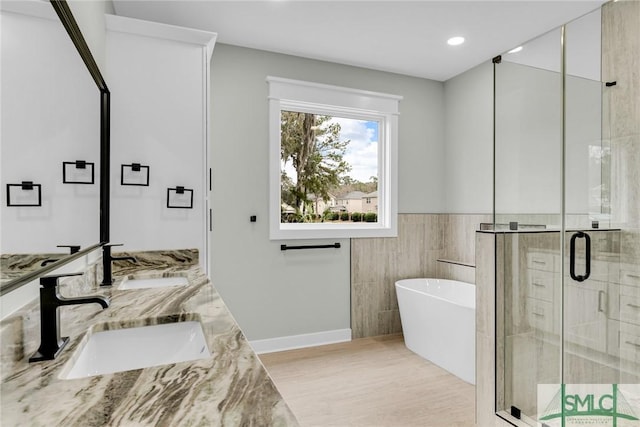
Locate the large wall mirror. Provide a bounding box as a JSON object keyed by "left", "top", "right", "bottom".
{"left": 0, "top": 0, "right": 109, "bottom": 294}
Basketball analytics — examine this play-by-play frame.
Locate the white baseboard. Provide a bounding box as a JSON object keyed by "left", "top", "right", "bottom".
{"left": 249, "top": 328, "right": 352, "bottom": 354}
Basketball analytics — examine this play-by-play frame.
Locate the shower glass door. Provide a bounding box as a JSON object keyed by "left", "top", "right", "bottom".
{"left": 563, "top": 5, "right": 640, "bottom": 425}
{"left": 563, "top": 7, "right": 622, "bottom": 384}
{"left": 494, "top": 26, "right": 564, "bottom": 424}
{"left": 495, "top": 4, "right": 639, "bottom": 425}
{"left": 560, "top": 7, "right": 630, "bottom": 424}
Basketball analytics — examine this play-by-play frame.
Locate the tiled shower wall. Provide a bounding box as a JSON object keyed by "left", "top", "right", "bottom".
{"left": 603, "top": 0, "right": 640, "bottom": 265}
{"left": 350, "top": 213, "right": 490, "bottom": 338}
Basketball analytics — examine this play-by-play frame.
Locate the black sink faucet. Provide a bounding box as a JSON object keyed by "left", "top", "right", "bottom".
{"left": 101, "top": 243, "right": 137, "bottom": 286}
{"left": 29, "top": 273, "right": 109, "bottom": 362}
{"left": 40, "top": 244, "right": 82, "bottom": 266}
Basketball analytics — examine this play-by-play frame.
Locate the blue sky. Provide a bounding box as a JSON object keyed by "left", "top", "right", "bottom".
{"left": 365, "top": 121, "right": 379, "bottom": 143}
{"left": 331, "top": 117, "right": 379, "bottom": 183}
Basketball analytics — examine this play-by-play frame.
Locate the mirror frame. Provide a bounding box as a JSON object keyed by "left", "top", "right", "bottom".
{"left": 0, "top": 0, "right": 109, "bottom": 295}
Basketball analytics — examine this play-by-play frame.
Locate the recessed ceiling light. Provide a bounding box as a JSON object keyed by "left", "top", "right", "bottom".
{"left": 508, "top": 46, "right": 523, "bottom": 54}
{"left": 447, "top": 36, "right": 465, "bottom": 46}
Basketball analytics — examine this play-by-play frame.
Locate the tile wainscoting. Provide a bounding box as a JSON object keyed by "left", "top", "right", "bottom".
{"left": 350, "top": 213, "right": 490, "bottom": 339}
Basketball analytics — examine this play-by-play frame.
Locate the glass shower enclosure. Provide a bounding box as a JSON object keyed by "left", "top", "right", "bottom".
{"left": 494, "top": 4, "right": 639, "bottom": 426}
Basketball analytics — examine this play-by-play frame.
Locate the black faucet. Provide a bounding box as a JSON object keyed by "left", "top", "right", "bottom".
{"left": 40, "top": 245, "right": 81, "bottom": 267}
{"left": 101, "top": 243, "right": 137, "bottom": 286}
{"left": 29, "top": 273, "right": 109, "bottom": 362}
{"left": 57, "top": 245, "right": 81, "bottom": 254}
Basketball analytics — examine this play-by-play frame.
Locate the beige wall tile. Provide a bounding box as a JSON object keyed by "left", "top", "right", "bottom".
{"left": 377, "top": 310, "right": 403, "bottom": 335}
{"left": 476, "top": 232, "right": 496, "bottom": 337}
{"left": 444, "top": 214, "right": 491, "bottom": 264}
{"left": 603, "top": 1, "right": 640, "bottom": 269}
{"left": 437, "top": 262, "right": 476, "bottom": 284}
{"left": 610, "top": 136, "right": 640, "bottom": 230}
{"left": 352, "top": 214, "right": 488, "bottom": 338}
{"left": 424, "top": 214, "right": 445, "bottom": 251}
{"left": 475, "top": 232, "right": 497, "bottom": 425}
{"left": 476, "top": 333, "right": 496, "bottom": 427}
{"left": 621, "top": 229, "right": 640, "bottom": 264}
{"left": 602, "top": 0, "right": 640, "bottom": 139}
{"left": 351, "top": 214, "right": 445, "bottom": 338}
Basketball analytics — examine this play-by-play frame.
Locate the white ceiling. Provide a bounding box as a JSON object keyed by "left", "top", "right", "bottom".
{"left": 112, "top": 0, "right": 606, "bottom": 82}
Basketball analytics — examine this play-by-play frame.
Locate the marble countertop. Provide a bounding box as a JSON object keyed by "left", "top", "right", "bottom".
{"left": 0, "top": 261, "right": 298, "bottom": 426}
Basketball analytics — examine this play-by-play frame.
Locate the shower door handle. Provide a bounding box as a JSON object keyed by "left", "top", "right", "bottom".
{"left": 570, "top": 231, "right": 591, "bottom": 282}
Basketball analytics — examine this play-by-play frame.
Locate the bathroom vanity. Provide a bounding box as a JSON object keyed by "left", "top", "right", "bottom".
{"left": 0, "top": 251, "right": 298, "bottom": 426}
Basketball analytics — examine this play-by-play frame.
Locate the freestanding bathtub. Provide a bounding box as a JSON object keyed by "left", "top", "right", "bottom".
{"left": 395, "top": 278, "right": 476, "bottom": 384}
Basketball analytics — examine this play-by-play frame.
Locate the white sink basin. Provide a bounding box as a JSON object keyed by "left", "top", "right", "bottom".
{"left": 119, "top": 276, "right": 189, "bottom": 290}
{"left": 61, "top": 321, "right": 210, "bottom": 379}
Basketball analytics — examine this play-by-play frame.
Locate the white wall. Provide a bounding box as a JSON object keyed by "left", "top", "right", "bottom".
{"left": 107, "top": 18, "right": 211, "bottom": 265}
{"left": 444, "top": 61, "right": 493, "bottom": 214}
{"left": 210, "top": 44, "right": 444, "bottom": 341}
{"left": 67, "top": 0, "right": 115, "bottom": 74}
{"left": 1, "top": 6, "right": 100, "bottom": 254}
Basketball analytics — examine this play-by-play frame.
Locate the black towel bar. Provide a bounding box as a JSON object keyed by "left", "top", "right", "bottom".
{"left": 281, "top": 243, "right": 341, "bottom": 251}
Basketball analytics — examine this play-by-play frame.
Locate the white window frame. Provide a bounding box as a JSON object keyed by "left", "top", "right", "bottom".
{"left": 267, "top": 76, "right": 401, "bottom": 240}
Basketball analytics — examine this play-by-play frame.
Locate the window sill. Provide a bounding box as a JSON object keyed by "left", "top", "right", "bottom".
{"left": 270, "top": 222, "right": 397, "bottom": 240}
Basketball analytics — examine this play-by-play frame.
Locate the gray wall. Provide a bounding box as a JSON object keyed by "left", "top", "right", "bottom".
{"left": 443, "top": 56, "right": 603, "bottom": 218}
{"left": 495, "top": 61, "right": 563, "bottom": 216}
{"left": 210, "top": 44, "right": 444, "bottom": 341}
{"left": 443, "top": 61, "right": 493, "bottom": 214}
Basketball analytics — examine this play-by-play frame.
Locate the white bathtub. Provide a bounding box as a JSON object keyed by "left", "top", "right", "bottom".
{"left": 395, "top": 278, "right": 476, "bottom": 384}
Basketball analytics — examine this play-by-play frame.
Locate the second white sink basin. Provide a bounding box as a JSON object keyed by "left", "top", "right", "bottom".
{"left": 119, "top": 276, "right": 189, "bottom": 290}
{"left": 61, "top": 321, "right": 210, "bottom": 379}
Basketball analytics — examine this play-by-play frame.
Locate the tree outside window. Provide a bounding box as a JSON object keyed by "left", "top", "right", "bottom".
{"left": 280, "top": 111, "right": 379, "bottom": 224}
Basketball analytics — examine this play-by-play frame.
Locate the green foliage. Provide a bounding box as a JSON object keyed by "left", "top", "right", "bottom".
{"left": 281, "top": 210, "right": 324, "bottom": 223}
{"left": 351, "top": 212, "right": 362, "bottom": 222}
{"left": 280, "top": 172, "right": 297, "bottom": 209}
{"left": 364, "top": 212, "right": 377, "bottom": 222}
{"left": 280, "top": 111, "right": 351, "bottom": 216}
{"left": 323, "top": 211, "right": 339, "bottom": 221}
{"left": 340, "top": 212, "right": 350, "bottom": 221}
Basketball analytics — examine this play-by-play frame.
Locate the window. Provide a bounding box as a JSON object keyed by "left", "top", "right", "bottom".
{"left": 268, "top": 76, "right": 401, "bottom": 240}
